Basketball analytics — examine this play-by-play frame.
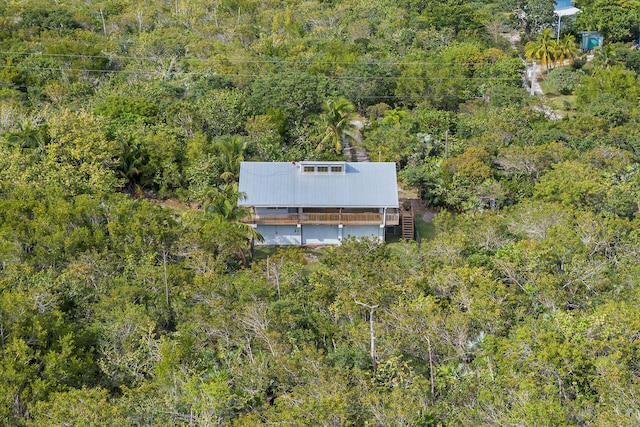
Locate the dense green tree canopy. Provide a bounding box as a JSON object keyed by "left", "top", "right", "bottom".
{"left": 1, "top": 0, "right": 640, "bottom": 425}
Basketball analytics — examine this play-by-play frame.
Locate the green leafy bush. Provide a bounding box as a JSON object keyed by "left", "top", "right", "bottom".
{"left": 546, "top": 67, "right": 576, "bottom": 95}
{"left": 587, "top": 93, "right": 630, "bottom": 127}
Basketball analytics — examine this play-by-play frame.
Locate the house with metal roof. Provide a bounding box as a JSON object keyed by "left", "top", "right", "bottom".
{"left": 238, "top": 161, "right": 400, "bottom": 245}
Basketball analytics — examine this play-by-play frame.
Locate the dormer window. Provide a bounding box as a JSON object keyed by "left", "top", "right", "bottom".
{"left": 300, "top": 162, "right": 346, "bottom": 174}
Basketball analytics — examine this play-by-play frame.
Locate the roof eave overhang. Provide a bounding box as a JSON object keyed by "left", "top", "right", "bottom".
{"left": 239, "top": 203, "right": 400, "bottom": 209}
{"left": 554, "top": 7, "right": 581, "bottom": 17}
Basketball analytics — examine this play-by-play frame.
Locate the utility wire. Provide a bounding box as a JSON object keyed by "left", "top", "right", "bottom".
{"left": 0, "top": 64, "right": 523, "bottom": 81}
{"left": 0, "top": 51, "right": 524, "bottom": 67}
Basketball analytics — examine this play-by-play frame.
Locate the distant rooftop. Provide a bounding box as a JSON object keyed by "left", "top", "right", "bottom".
{"left": 238, "top": 161, "right": 399, "bottom": 208}
{"left": 555, "top": 0, "right": 573, "bottom": 9}
{"left": 555, "top": 0, "right": 581, "bottom": 17}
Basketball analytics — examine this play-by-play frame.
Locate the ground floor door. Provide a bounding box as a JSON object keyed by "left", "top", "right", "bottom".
{"left": 302, "top": 225, "right": 340, "bottom": 245}
{"left": 256, "top": 225, "right": 301, "bottom": 246}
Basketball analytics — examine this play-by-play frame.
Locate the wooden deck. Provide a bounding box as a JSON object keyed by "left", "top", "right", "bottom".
{"left": 245, "top": 212, "right": 400, "bottom": 226}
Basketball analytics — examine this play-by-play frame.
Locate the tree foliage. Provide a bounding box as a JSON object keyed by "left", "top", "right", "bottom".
{"left": 1, "top": 0, "right": 640, "bottom": 425}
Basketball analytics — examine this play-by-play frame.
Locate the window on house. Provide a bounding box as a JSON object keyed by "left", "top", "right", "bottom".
{"left": 331, "top": 165, "right": 343, "bottom": 173}
{"left": 317, "top": 166, "right": 329, "bottom": 173}
{"left": 303, "top": 166, "right": 315, "bottom": 173}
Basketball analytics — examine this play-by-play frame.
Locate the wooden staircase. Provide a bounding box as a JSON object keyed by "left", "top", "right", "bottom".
{"left": 401, "top": 205, "right": 415, "bottom": 240}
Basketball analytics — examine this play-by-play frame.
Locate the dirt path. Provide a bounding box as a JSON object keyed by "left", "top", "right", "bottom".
{"left": 529, "top": 61, "right": 544, "bottom": 95}
{"left": 412, "top": 199, "right": 437, "bottom": 222}
{"left": 398, "top": 185, "right": 437, "bottom": 222}
{"left": 350, "top": 118, "right": 370, "bottom": 162}
{"left": 141, "top": 190, "right": 196, "bottom": 212}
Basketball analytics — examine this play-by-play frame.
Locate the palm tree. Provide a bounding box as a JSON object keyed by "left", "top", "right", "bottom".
{"left": 117, "top": 136, "right": 145, "bottom": 193}
{"left": 381, "top": 108, "right": 408, "bottom": 127}
{"left": 525, "top": 28, "right": 558, "bottom": 71}
{"left": 317, "top": 97, "right": 360, "bottom": 153}
{"left": 4, "top": 119, "right": 49, "bottom": 155}
{"left": 214, "top": 136, "right": 247, "bottom": 185}
{"left": 203, "top": 184, "right": 263, "bottom": 266}
{"left": 203, "top": 184, "right": 247, "bottom": 222}
{"left": 592, "top": 44, "right": 616, "bottom": 69}
{"left": 555, "top": 34, "right": 579, "bottom": 67}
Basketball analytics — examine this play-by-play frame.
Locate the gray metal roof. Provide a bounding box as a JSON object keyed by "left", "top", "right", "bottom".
{"left": 238, "top": 162, "right": 399, "bottom": 208}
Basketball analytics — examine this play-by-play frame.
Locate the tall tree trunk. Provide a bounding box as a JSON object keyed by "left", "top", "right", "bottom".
{"left": 99, "top": 8, "right": 107, "bottom": 36}
{"left": 162, "top": 246, "right": 169, "bottom": 305}
{"left": 354, "top": 298, "right": 378, "bottom": 371}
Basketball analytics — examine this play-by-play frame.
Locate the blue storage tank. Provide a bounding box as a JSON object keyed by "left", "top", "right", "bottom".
{"left": 580, "top": 32, "right": 604, "bottom": 51}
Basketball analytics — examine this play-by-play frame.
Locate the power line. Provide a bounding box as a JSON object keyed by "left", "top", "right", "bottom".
{"left": 0, "top": 65, "right": 523, "bottom": 81}
{"left": 0, "top": 50, "right": 525, "bottom": 67}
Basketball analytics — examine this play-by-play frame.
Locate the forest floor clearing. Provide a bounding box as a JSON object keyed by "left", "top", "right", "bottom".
{"left": 398, "top": 184, "right": 437, "bottom": 241}
{"left": 398, "top": 183, "right": 437, "bottom": 223}
{"left": 539, "top": 79, "right": 577, "bottom": 119}
{"left": 534, "top": 55, "right": 593, "bottom": 118}
{"left": 142, "top": 190, "right": 196, "bottom": 212}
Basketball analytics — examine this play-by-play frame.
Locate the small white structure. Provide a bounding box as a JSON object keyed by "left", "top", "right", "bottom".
{"left": 238, "top": 161, "right": 400, "bottom": 246}
{"left": 554, "top": 0, "right": 582, "bottom": 41}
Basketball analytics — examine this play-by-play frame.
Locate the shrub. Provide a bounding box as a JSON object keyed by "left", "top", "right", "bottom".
{"left": 571, "top": 57, "right": 586, "bottom": 70}
{"left": 624, "top": 50, "right": 640, "bottom": 74}
{"left": 547, "top": 67, "right": 576, "bottom": 95}
{"left": 586, "top": 93, "right": 630, "bottom": 127}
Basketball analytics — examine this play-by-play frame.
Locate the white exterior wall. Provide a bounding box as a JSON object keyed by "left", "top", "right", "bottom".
{"left": 302, "top": 225, "right": 340, "bottom": 245}
{"left": 343, "top": 225, "right": 384, "bottom": 242}
{"left": 255, "top": 224, "right": 384, "bottom": 246}
{"left": 256, "top": 225, "right": 301, "bottom": 246}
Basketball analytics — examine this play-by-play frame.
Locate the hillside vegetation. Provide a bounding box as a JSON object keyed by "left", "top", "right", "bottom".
{"left": 1, "top": 0, "right": 640, "bottom": 425}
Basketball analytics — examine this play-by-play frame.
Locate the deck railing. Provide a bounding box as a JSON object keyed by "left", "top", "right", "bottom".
{"left": 245, "top": 212, "right": 400, "bottom": 226}
{"left": 385, "top": 213, "right": 400, "bottom": 225}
